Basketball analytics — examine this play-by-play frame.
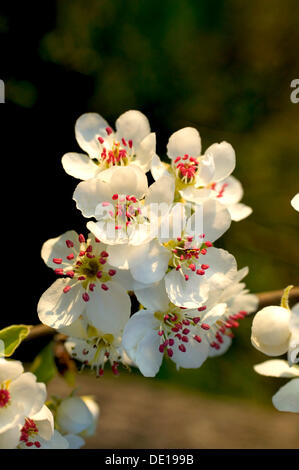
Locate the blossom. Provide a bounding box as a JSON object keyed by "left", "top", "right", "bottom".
{"left": 291, "top": 193, "right": 299, "bottom": 211}
{"left": 0, "top": 359, "right": 46, "bottom": 438}
{"left": 37, "top": 231, "right": 131, "bottom": 332}
{"left": 62, "top": 110, "right": 156, "bottom": 179}
{"left": 254, "top": 360, "right": 299, "bottom": 413}
{"left": 151, "top": 127, "right": 252, "bottom": 221}
{"left": 73, "top": 164, "right": 174, "bottom": 246}
{"left": 251, "top": 298, "right": 299, "bottom": 364}
{"left": 62, "top": 316, "right": 128, "bottom": 376}
{"left": 107, "top": 201, "right": 236, "bottom": 308}
{"left": 122, "top": 280, "right": 232, "bottom": 377}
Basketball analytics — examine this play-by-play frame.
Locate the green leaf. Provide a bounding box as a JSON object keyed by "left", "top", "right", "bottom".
{"left": 0, "top": 324, "right": 31, "bottom": 356}
{"left": 30, "top": 342, "right": 58, "bottom": 384}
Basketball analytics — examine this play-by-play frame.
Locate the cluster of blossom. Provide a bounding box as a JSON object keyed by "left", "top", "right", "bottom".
{"left": 0, "top": 358, "right": 99, "bottom": 449}
{"left": 37, "top": 110, "right": 257, "bottom": 377}
{"left": 251, "top": 200, "right": 299, "bottom": 413}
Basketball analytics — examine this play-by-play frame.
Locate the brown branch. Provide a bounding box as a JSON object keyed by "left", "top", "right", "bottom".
{"left": 24, "top": 286, "right": 299, "bottom": 341}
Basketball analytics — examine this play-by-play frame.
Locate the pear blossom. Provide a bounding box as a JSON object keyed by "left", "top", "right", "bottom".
{"left": 291, "top": 193, "right": 299, "bottom": 211}
{"left": 37, "top": 231, "right": 131, "bottom": 332}
{"left": 254, "top": 360, "right": 299, "bottom": 413}
{"left": 151, "top": 127, "right": 252, "bottom": 221}
{"left": 251, "top": 296, "right": 299, "bottom": 364}
{"left": 107, "top": 201, "right": 236, "bottom": 308}
{"left": 62, "top": 110, "right": 156, "bottom": 180}
{"left": 122, "top": 280, "right": 238, "bottom": 377}
{"left": 0, "top": 359, "right": 46, "bottom": 437}
{"left": 73, "top": 164, "right": 174, "bottom": 245}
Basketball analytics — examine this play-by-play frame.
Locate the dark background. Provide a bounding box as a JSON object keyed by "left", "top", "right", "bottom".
{"left": 0, "top": 0, "right": 298, "bottom": 405}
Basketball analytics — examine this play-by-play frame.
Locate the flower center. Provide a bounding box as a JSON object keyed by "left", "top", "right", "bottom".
{"left": 164, "top": 235, "right": 213, "bottom": 280}
{"left": 172, "top": 154, "right": 199, "bottom": 185}
{"left": 100, "top": 193, "right": 149, "bottom": 234}
{"left": 96, "top": 128, "right": 135, "bottom": 169}
{"left": 53, "top": 234, "right": 117, "bottom": 300}
{"left": 0, "top": 387, "right": 10, "bottom": 407}
{"left": 154, "top": 305, "right": 211, "bottom": 356}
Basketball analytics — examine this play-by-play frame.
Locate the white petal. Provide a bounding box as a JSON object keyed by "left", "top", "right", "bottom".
{"left": 31, "top": 405, "right": 54, "bottom": 440}
{"left": 62, "top": 152, "right": 99, "bottom": 180}
{"left": 254, "top": 360, "right": 299, "bottom": 378}
{"left": 85, "top": 282, "right": 131, "bottom": 334}
{"left": 0, "top": 425, "right": 20, "bottom": 449}
{"left": 251, "top": 306, "right": 291, "bottom": 356}
{"left": 134, "top": 133, "right": 156, "bottom": 172}
{"left": 75, "top": 113, "right": 109, "bottom": 158}
{"left": 209, "top": 334, "right": 232, "bottom": 357}
{"left": 151, "top": 154, "right": 170, "bottom": 181}
{"left": 167, "top": 127, "right": 201, "bottom": 160}
{"left": 185, "top": 199, "right": 231, "bottom": 243}
{"left": 115, "top": 110, "right": 150, "bottom": 147}
{"left": 213, "top": 176, "right": 243, "bottom": 205}
{"left": 122, "top": 309, "right": 157, "bottom": 361}
{"left": 73, "top": 177, "right": 112, "bottom": 218}
{"left": 171, "top": 334, "right": 209, "bottom": 369}
{"left": 9, "top": 373, "right": 46, "bottom": 420}
{"left": 0, "top": 360, "right": 23, "bottom": 384}
{"left": 289, "top": 302, "right": 299, "bottom": 365}
{"left": 291, "top": 193, "right": 299, "bottom": 211}
{"left": 227, "top": 203, "right": 252, "bottom": 222}
{"left": 200, "top": 247, "right": 238, "bottom": 290}
{"left": 145, "top": 175, "right": 174, "bottom": 206}
{"left": 41, "top": 230, "right": 81, "bottom": 270}
{"left": 196, "top": 153, "right": 215, "bottom": 186}
{"left": 201, "top": 303, "right": 227, "bottom": 326}
{"left": 110, "top": 165, "right": 148, "bottom": 199}
{"left": 205, "top": 141, "right": 235, "bottom": 182}
{"left": 135, "top": 329, "right": 163, "bottom": 377}
{"left": 272, "top": 378, "right": 299, "bottom": 413}
{"left": 135, "top": 280, "right": 171, "bottom": 312}
{"left": 130, "top": 240, "right": 170, "bottom": 284}
{"left": 165, "top": 269, "right": 210, "bottom": 308}
{"left": 38, "top": 279, "right": 85, "bottom": 328}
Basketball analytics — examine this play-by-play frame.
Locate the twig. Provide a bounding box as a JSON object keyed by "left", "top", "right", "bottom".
{"left": 24, "top": 286, "right": 299, "bottom": 341}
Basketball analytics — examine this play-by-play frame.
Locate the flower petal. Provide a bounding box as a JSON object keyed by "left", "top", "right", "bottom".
{"left": 75, "top": 113, "right": 110, "bottom": 158}
{"left": 62, "top": 152, "right": 99, "bottom": 180}
{"left": 41, "top": 230, "right": 81, "bottom": 270}
{"left": 167, "top": 127, "right": 201, "bottom": 160}
{"left": 227, "top": 203, "right": 252, "bottom": 222}
{"left": 254, "top": 360, "right": 299, "bottom": 378}
{"left": 38, "top": 279, "right": 85, "bottom": 328}
{"left": 205, "top": 141, "right": 235, "bottom": 182}
{"left": 135, "top": 133, "right": 156, "bottom": 172}
{"left": 86, "top": 282, "right": 131, "bottom": 334}
{"left": 135, "top": 280, "right": 171, "bottom": 312}
{"left": 115, "top": 110, "right": 150, "bottom": 147}
{"left": 272, "top": 378, "right": 299, "bottom": 413}
{"left": 73, "top": 177, "right": 112, "bottom": 218}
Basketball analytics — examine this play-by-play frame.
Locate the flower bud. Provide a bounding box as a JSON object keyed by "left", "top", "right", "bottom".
{"left": 251, "top": 306, "right": 291, "bottom": 356}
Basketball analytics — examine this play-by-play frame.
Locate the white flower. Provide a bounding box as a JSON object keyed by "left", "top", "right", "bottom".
{"left": 38, "top": 231, "right": 131, "bottom": 332}
{"left": 108, "top": 201, "right": 236, "bottom": 308}
{"left": 62, "top": 110, "right": 156, "bottom": 179}
{"left": 0, "top": 360, "right": 46, "bottom": 438}
{"left": 254, "top": 360, "right": 299, "bottom": 413}
{"left": 291, "top": 193, "right": 299, "bottom": 211}
{"left": 73, "top": 165, "right": 174, "bottom": 246}
{"left": 251, "top": 301, "right": 299, "bottom": 363}
{"left": 122, "top": 280, "right": 231, "bottom": 377}
{"left": 55, "top": 396, "right": 98, "bottom": 438}
{"left": 62, "top": 317, "right": 127, "bottom": 376}
{"left": 17, "top": 405, "right": 69, "bottom": 449}
{"left": 151, "top": 128, "right": 251, "bottom": 221}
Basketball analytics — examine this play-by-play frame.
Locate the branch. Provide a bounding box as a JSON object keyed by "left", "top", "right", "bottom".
{"left": 25, "top": 286, "right": 299, "bottom": 341}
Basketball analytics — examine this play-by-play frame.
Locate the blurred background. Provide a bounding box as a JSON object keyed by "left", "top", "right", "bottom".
{"left": 1, "top": 0, "right": 298, "bottom": 448}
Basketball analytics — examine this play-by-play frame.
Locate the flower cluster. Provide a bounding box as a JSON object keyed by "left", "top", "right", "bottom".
{"left": 251, "top": 286, "right": 299, "bottom": 413}
{"left": 0, "top": 358, "right": 99, "bottom": 449}
{"left": 38, "top": 110, "right": 257, "bottom": 377}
